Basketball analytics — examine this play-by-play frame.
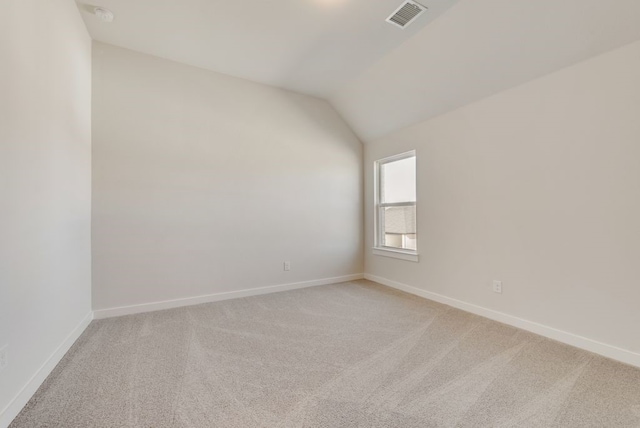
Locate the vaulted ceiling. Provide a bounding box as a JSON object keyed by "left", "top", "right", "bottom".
{"left": 78, "top": 0, "right": 640, "bottom": 142}
{"left": 78, "top": 0, "right": 458, "bottom": 97}
{"left": 331, "top": 0, "right": 640, "bottom": 141}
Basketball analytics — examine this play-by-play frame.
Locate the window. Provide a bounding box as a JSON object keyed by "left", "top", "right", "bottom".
{"left": 374, "top": 151, "right": 418, "bottom": 262}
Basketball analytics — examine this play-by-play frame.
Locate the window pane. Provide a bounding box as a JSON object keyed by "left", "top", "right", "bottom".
{"left": 381, "top": 156, "right": 416, "bottom": 204}
{"left": 382, "top": 205, "right": 417, "bottom": 250}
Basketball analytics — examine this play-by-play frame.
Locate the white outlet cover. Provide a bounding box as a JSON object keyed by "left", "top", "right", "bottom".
{"left": 493, "top": 280, "right": 503, "bottom": 294}
{"left": 0, "top": 344, "right": 8, "bottom": 370}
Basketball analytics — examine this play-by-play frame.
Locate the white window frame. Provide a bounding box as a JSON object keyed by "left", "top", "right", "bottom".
{"left": 373, "top": 150, "right": 419, "bottom": 263}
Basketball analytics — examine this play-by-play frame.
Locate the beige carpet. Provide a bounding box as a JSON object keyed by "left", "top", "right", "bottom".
{"left": 10, "top": 280, "right": 640, "bottom": 427}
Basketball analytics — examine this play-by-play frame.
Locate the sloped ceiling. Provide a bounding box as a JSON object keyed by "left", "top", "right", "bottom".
{"left": 78, "top": 0, "right": 640, "bottom": 143}
{"left": 77, "top": 0, "right": 458, "bottom": 98}
{"left": 331, "top": 0, "right": 640, "bottom": 142}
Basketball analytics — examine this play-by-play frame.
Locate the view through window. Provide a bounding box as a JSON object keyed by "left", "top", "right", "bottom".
{"left": 376, "top": 152, "right": 417, "bottom": 252}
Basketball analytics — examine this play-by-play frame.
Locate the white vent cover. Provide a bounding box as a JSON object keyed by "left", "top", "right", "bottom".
{"left": 386, "top": 1, "right": 427, "bottom": 29}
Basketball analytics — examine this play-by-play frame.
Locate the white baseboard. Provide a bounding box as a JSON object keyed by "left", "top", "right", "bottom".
{"left": 0, "top": 311, "right": 94, "bottom": 428}
{"left": 365, "top": 273, "right": 640, "bottom": 369}
{"left": 94, "top": 273, "right": 365, "bottom": 319}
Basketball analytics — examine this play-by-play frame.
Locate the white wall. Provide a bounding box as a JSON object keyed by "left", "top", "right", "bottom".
{"left": 0, "top": 0, "right": 92, "bottom": 425}
{"left": 365, "top": 40, "right": 640, "bottom": 359}
{"left": 92, "top": 43, "right": 363, "bottom": 312}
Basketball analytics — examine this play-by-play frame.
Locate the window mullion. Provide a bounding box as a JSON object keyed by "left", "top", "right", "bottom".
{"left": 379, "top": 201, "right": 416, "bottom": 208}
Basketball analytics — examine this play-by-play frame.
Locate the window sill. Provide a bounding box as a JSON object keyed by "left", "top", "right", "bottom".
{"left": 372, "top": 247, "right": 419, "bottom": 262}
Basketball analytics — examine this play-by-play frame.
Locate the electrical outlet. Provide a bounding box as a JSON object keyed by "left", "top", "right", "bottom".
{"left": 284, "top": 261, "right": 291, "bottom": 271}
{"left": 493, "top": 280, "right": 503, "bottom": 294}
{"left": 0, "top": 345, "right": 8, "bottom": 371}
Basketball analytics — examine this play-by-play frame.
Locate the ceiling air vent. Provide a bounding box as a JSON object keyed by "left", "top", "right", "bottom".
{"left": 386, "top": 1, "right": 427, "bottom": 29}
